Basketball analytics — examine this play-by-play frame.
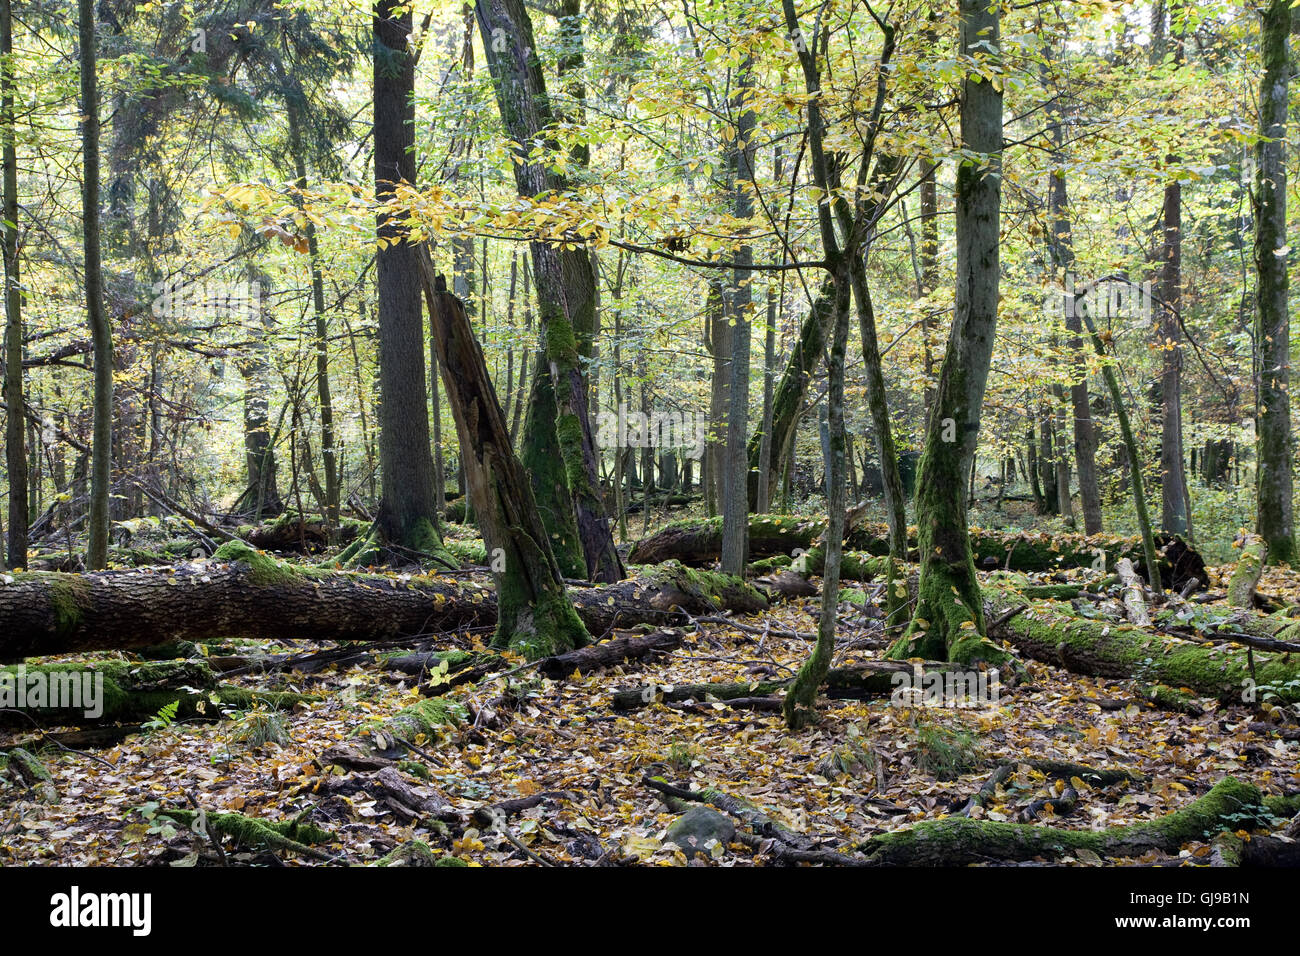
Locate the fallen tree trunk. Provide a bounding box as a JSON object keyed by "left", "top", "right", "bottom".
{"left": 0, "top": 659, "right": 314, "bottom": 725}
{"left": 0, "top": 544, "right": 767, "bottom": 659}
{"left": 611, "top": 660, "right": 979, "bottom": 712}
{"left": 243, "top": 513, "right": 367, "bottom": 553}
{"left": 858, "top": 777, "right": 1299, "bottom": 866}
{"left": 632, "top": 514, "right": 1196, "bottom": 582}
{"left": 538, "top": 629, "right": 684, "bottom": 679}
{"left": 987, "top": 593, "right": 1300, "bottom": 703}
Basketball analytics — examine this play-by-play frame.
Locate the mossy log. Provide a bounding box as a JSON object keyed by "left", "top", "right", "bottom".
{"left": 611, "top": 660, "right": 969, "bottom": 712}
{"left": 631, "top": 514, "right": 1191, "bottom": 580}
{"left": 242, "top": 513, "right": 367, "bottom": 553}
{"left": 857, "top": 777, "right": 1298, "bottom": 865}
{"left": 0, "top": 658, "right": 315, "bottom": 725}
{"left": 0, "top": 545, "right": 766, "bottom": 660}
{"left": 159, "top": 807, "right": 334, "bottom": 860}
{"left": 988, "top": 594, "right": 1300, "bottom": 703}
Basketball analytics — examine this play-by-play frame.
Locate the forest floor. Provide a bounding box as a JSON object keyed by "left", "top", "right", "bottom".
{"left": 3, "top": 550, "right": 1298, "bottom": 867}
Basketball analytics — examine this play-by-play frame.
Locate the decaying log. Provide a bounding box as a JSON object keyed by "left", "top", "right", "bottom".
{"left": 0, "top": 543, "right": 766, "bottom": 659}
{"left": 1227, "top": 534, "right": 1268, "bottom": 609}
{"left": 632, "top": 514, "right": 1204, "bottom": 588}
{"left": 611, "top": 660, "right": 982, "bottom": 712}
{"left": 858, "top": 777, "right": 1299, "bottom": 866}
{"left": 1116, "top": 558, "right": 1150, "bottom": 626}
{"left": 987, "top": 593, "right": 1300, "bottom": 703}
{"left": 538, "top": 629, "right": 685, "bottom": 679}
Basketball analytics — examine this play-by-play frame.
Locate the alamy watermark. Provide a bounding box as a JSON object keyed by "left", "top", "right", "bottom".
{"left": 890, "top": 665, "right": 1001, "bottom": 708}
{"left": 151, "top": 278, "right": 262, "bottom": 326}
{"left": 0, "top": 665, "right": 104, "bottom": 719}
{"left": 595, "top": 403, "right": 708, "bottom": 460}
{"left": 1044, "top": 272, "right": 1154, "bottom": 324}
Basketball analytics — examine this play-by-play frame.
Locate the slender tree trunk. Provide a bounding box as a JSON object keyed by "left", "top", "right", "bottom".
{"left": 746, "top": 276, "right": 835, "bottom": 507}
{"left": 78, "top": 0, "right": 111, "bottom": 571}
{"left": 756, "top": 280, "right": 777, "bottom": 515}
{"left": 1, "top": 0, "right": 25, "bottom": 570}
{"left": 720, "top": 63, "right": 755, "bottom": 576}
{"left": 1081, "top": 302, "right": 1162, "bottom": 592}
{"left": 919, "top": 157, "right": 938, "bottom": 416}
{"left": 1155, "top": 4, "right": 1190, "bottom": 538}
{"left": 1254, "top": 0, "right": 1294, "bottom": 564}
{"left": 890, "top": 0, "right": 1008, "bottom": 666}
{"left": 783, "top": 273, "right": 849, "bottom": 730}
{"left": 706, "top": 280, "right": 727, "bottom": 518}
{"left": 285, "top": 99, "right": 339, "bottom": 526}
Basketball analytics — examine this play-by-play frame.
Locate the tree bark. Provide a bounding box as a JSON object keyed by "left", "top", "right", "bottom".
{"left": 78, "top": 0, "right": 112, "bottom": 571}
{"left": 1254, "top": 0, "right": 1294, "bottom": 564}
{"left": 475, "top": 0, "right": 623, "bottom": 584}
{"left": 891, "top": 0, "right": 1007, "bottom": 666}
{"left": 372, "top": 0, "right": 449, "bottom": 562}
{"left": 424, "top": 273, "right": 590, "bottom": 658}
{"left": 720, "top": 63, "right": 755, "bottom": 576}
{"left": 0, "top": 544, "right": 767, "bottom": 660}
{"left": 1, "top": 0, "right": 25, "bottom": 570}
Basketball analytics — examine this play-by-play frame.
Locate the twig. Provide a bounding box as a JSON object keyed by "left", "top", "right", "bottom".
{"left": 185, "top": 790, "right": 229, "bottom": 866}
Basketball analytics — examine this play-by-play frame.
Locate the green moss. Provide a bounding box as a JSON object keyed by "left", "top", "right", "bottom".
{"left": 7, "top": 746, "right": 51, "bottom": 782}
{"left": 444, "top": 539, "right": 488, "bottom": 566}
{"left": 213, "top": 541, "right": 299, "bottom": 586}
{"left": 361, "top": 697, "right": 468, "bottom": 744}
{"left": 859, "top": 776, "right": 1268, "bottom": 866}
{"left": 494, "top": 584, "right": 590, "bottom": 660}
{"left": 159, "top": 807, "right": 332, "bottom": 857}
{"left": 213, "top": 686, "right": 319, "bottom": 710}
{"left": 46, "top": 577, "right": 91, "bottom": 640}
{"left": 554, "top": 412, "right": 588, "bottom": 492}
{"left": 997, "top": 599, "right": 1300, "bottom": 703}
{"left": 0, "top": 659, "right": 218, "bottom": 723}
{"left": 637, "top": 560, "right": 769, "bottom": 611}
{"left": 405, "top": 517, "right": 457, "bottom": 568}
{"left": 375, "top": 840, "right": 440, "bottom": 866}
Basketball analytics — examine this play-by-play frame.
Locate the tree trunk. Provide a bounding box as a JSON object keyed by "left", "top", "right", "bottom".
{"left": 1, "top": 0, "right": 25, "bottom": 570}
{"left": 890, "top": 0, "right": 1007, "bottom": 667}
{"left": 0, "top": 545, "right": 767, "bottom": 660}
{"left": 284, "top": 96, "right": 339, "bottom": 528}
{"left": 371, "top": 0, "right": 450, "bottom": 562}
{"left": 720, "top": 64, "right": 755, "bottom": 576}
{"left": 475, "top": 0, "right": 623, "bottom": 584}
{"left": 78, "top": 0, "right": 112, "bottom": 571}
{"left": 919, "top": 157, "right": 938, "bottom": 415}
{"left": 745, "top": 276, "right": 835, "bottom": 507}
{"left": 1079, "top": 301, "right": 1162, "bottom": 592}
{"left": 1049, "top": 133, "right": 1104, "bottom": 533}
{"left": 424, "top": 274, "right": 590, "bottom": 658}
{"left": 1254, "top": 0, "right": 1294, "bottom": 564}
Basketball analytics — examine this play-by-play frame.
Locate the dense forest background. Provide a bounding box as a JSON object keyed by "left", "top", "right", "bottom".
{"left": 0, "top": 0, "right": 1283, "bottom": 567}
{"left": 2, "top": 0, "right": 1300, "bottom": 870}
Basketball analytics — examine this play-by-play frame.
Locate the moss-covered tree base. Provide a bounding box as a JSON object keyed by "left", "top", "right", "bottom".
{"left": 335, "top": 517, "right": 456, "bottom": 571}
{"left": 888, "top": 558, "right": 1018, "bottom": 670}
